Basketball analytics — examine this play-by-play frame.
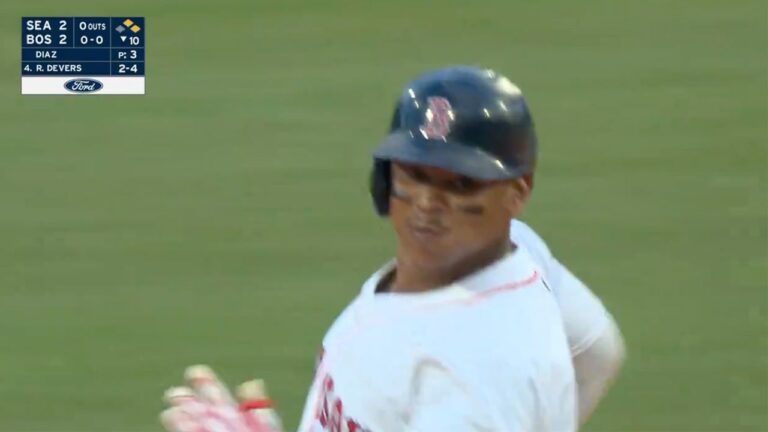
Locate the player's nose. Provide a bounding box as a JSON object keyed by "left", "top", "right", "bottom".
{"left": 412, "top": 184, "right": 449, "bottom": 214}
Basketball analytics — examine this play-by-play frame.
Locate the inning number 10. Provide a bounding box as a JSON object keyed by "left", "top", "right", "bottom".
{"left": 128, "top": 36, "right": 140, "bottom": 46}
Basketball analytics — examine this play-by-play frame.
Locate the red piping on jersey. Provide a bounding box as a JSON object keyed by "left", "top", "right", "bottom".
{"left": 444, "top": 270, "right": 540, "bottom": 306}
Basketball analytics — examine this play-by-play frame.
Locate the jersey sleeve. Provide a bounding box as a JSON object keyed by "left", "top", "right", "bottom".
{"left": 510, "top": 220, "right": 611, "bottom": 355}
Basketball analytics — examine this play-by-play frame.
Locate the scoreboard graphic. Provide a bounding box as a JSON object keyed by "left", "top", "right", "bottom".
{"left": 21, "top": 17, "right": 145, "bottom": 95}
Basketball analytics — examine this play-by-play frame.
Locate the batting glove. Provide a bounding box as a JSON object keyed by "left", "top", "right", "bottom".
{"left": 160, "top": 365, "right": 283, "bottom": 432}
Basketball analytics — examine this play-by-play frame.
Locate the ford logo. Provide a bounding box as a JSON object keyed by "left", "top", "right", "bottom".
{"left": 64, "top": 79, "right": 103, "bottom": 93}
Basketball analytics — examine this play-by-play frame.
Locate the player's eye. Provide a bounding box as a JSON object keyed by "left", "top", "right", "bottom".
{"left": 447, "top": 177, "right": 482, "bottom": 193}
{"left": 406, "top": 167, "right": 430, "bottom": 183}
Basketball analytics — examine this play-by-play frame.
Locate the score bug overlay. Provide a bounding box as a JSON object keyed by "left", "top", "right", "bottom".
{"left": 21, "top": 17, "right": 145, "bottom": 95}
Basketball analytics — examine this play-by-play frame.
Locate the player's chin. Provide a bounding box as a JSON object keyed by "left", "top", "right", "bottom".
{"left": 404, "top": 235, "right": 456, "bottom": 260}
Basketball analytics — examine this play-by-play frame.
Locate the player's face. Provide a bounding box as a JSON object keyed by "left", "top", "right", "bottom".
{"left": 389, "top": 162, "right": 529, "bottom": 269}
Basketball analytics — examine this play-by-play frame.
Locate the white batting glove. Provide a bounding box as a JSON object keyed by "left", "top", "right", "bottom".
{"left": 160, "top": 365, "right": 284, "bottom": 432}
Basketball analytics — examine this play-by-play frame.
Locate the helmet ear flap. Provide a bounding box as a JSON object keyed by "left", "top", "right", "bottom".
{"left": 370, "top": 160, "right": 391, "bottom": 216}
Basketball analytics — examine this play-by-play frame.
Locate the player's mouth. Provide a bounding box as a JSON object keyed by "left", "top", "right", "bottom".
{"left": 408, "top": 220, "right": 447, "bottom": 240}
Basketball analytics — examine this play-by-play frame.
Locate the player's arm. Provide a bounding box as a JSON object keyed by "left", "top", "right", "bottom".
{"left": 511, "top": 220, "right": 626, "bottom": 425}
{"left": 549, "top": 258, "right": 626, "bottom": 424}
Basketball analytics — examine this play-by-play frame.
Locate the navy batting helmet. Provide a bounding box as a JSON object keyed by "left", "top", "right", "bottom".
{"left": 370, "top": 66, "right": 538, "bottom": 216}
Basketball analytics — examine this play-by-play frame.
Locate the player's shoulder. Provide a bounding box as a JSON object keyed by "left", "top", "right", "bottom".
{"left": 510, "top": 219, "right": 553, "bottom": 262}
{"left": 466, "top": 246, "right": 545, "bottom": 296}
{"left": 320, "top": 261, "right": 394, "bottom": 346}
{"left": 359, "top": 260, "right": 395, "bottom": 296}
{"left": 433, "top": 249, "right": 563, "bottom": 342}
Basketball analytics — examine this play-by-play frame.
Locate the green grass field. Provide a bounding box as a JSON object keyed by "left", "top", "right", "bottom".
{"left": 1, "top": 1, "right": 766, "bottom": 430}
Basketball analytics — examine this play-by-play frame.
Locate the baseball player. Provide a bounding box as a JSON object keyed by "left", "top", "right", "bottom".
{"left": 159, "top": 66, "right": 624, "bottom": 432}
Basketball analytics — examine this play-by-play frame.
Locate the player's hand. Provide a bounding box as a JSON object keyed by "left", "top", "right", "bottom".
{"left": 160, "top": 365, "right": 284, "bottom": 432}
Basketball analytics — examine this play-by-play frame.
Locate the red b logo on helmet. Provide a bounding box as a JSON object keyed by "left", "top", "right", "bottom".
{"left": 419, "top": 97, "right": 453, "bottom": 140}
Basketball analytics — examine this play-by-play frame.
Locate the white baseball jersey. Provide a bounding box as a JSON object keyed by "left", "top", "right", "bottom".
{"left": 297, "top": 248, "right": 576, "bottom": 432}
{"left": 509, "top": 220, "right": 611, "bottom": 356}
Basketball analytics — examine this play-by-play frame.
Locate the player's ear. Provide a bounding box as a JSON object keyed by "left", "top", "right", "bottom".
{"left": 502, "top": 178, "right": 531, "bottom": 218}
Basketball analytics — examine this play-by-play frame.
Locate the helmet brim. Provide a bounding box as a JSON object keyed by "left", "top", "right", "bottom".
{"left": 372, "top": 131, "right": 522, "bottom": 181}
